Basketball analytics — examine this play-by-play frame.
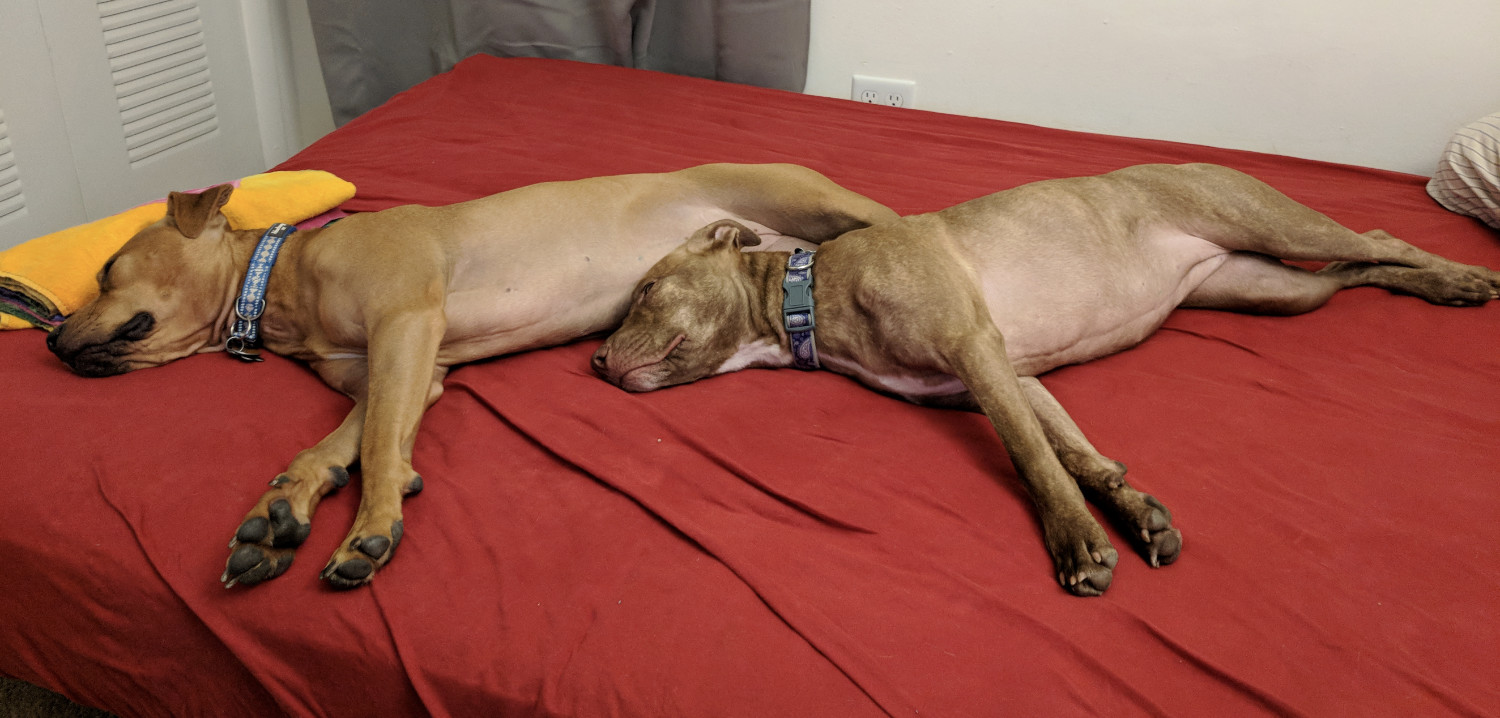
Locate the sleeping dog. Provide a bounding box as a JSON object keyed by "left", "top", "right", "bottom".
{"left": 46, "top": 164, "right": 897, "bottom": 588}
{"left": 590, "top": 163, "right": 1500, "bottom": 596}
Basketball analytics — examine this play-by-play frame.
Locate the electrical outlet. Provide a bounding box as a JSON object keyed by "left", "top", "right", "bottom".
{"left": 851, "top": 75, "right": 916, "bottom": 109}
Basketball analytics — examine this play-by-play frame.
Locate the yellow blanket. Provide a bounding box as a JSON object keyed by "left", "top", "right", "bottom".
{"left": 0, "top": 170, "right": 355, "bottom": 330}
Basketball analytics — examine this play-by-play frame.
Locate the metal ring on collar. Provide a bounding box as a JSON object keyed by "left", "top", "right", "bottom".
{"left": 235, "top": 298, "right": 266, "bottom": 321}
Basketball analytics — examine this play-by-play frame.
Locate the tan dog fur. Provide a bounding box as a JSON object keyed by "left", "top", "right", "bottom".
{"left": 47, "top": 163, "right": 898, "bottom": 588}
{"left": 592, "top": 163, "right": 1500, "bottom": 597}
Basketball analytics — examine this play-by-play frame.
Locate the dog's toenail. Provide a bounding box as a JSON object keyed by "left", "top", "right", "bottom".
{"left": 269, "top": 475, "right": 290, "bottom": 488}
{"left": 329, "top": 466, "right": 350, "bottom": 488}
{"left": 226, "top": 544, "right": 264, "bottom": 576}
{"left": 359, "top": 536, "right": 391, "bottom": 558}
{"left": 235, "top": 517, "right": 269, "bottom": 544}
{"left": 334, "top": 559, "right": 373, "bottom": 580}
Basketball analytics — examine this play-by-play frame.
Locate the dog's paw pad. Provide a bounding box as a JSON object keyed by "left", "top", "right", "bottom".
{"left": 403, "top": 474, "right": 423, "bottom": 496}
{"left": 329, "top": 466, "right": 350, "bottom": 489}
{"left": 356, "top": 535, "right": 390, "bottom": 559}
{"left": 321, "top": 558, "right": 374, "bottom": 589}
{"left": 1142, "top": 494, "right": 1172, "bottom": 530}
{"left": 1147, "top": 528, "right": 1182, "bottom": 568}
{"left": 267, "top": 498, "right": 312, "bottom": 548}
{"left": 222, "top": 544, "right": 293, "bottom": 588}
{"left": 234, "top": 516, "right": 269, "bottom": 545}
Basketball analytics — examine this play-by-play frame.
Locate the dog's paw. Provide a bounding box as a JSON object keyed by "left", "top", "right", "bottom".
{"left": 1402, "top": 267, "right": 1496, "bottom": 306}
{"left": 1078, "top": 477, "right": 1183, "bottom": 569}
{"left": 1105, "top": 492, "right": 1182, "bottom": 568}
{"left": 222, "top": 466, "right": 350, "bottom": 588}
{"left": 1044, "top": 514, "right": 1117, "bottom": 597}
{"left": 320, "top": 519, "right": 404, "bottom": 590}
{"left": 1133, "top": 495, "right": 1182, "bottom": 567}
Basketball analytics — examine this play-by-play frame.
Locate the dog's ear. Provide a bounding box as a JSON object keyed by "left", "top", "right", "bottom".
{"left": 165, "top": 184, "right": 234, "bottom": 239}
{"left": 686, "top": 219, "right": 762, "bottom": 253}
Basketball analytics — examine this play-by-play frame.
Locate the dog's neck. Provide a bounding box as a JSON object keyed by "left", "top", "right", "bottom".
{"left": 211, "top": 226, "right": 311, "bottom": 357}
{"left": 742, "top": 241, "right": 865, "bottom": 368}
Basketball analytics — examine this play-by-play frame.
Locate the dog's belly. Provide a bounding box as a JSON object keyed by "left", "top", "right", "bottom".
{"left": 976, "top": 227, "right": 1231, "bottom": 376}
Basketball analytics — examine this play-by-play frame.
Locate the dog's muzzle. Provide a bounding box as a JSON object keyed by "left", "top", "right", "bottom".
{"left": 48, "top": 312, "right": 154, "bottom": 377}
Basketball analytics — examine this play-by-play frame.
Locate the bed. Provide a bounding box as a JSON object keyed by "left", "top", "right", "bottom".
{"left": 3, "top": 55, "right": 1497, "bottom": 717}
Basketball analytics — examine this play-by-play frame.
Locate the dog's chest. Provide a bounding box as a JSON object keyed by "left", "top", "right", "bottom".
{"left": 820, "top": 355, "right": 969, "bottom": 401}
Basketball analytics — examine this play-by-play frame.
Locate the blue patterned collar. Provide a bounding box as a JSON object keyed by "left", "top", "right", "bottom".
{"left": 781, "top": 249, "right": 819, "bottom": 370}
{"left": 225, "top": 223, "right": 295, "bottom": 362}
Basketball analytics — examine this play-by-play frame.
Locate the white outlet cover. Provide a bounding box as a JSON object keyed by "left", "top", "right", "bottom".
{"left": 852, "top": 74, "right": 917, "bottom": 109}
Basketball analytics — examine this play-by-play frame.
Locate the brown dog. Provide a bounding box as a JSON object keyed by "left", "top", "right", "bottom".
{"left": 592, "top": 163, "right": 1500, "bottom": 596}
{"left": 46, "top": 163, "right": 897, "bottom": 588}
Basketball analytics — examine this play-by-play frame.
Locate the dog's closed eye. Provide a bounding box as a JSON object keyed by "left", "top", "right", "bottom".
{"left": 98, "top": 257, "right": 117, "bottom": 290}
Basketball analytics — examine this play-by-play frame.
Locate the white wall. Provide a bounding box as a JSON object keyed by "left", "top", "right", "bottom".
{"left": 805, "top": 0, "right": 1500, "bottom": 175}
{"left": 241, "top": 0, "right": 334, "bottom": 169}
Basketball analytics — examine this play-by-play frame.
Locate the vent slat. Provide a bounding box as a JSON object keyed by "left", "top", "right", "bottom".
{"left": 101, "top": 0, "right": 197, "bottom": 31}
{"left": 123, "top": 94, "right": 215, "bottom": 137}
{"left": 111, "top": 45, "right": 206, "bottom": 86}
{"left": 0, "top": 112, "right": 25, "bottom": 222}
{"left": 126, "top": 116, "right": 217, "bottom": 164}
{"left": 124, "top": 104, "right": 216, "bottom": 149}
{"left": 104, "top": 16, "right": 199, "bottom": 60}
{"left": 116, "top": 73, "right": 210, "bottom": 114}
{"left": 108, "top": 31, "right": 202, "bottom": 74}
{"left": 0, "top": 196, "right": 26, "bottom": 221}
{"left": 102, "top": 6, "right": 198, "bottom": 45}
{"left": 98, "top": 0, "right": 173, "bottom": 19}
{"left": 118, "top": 81, "right": 212, "bottom": 125}
{"left": 113, "top": 55, "right": 207, "bottom": 99}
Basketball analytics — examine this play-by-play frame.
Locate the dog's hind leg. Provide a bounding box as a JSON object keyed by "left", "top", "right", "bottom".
{"left": 1177, "top": 167, "right": 1500, "bottom": 302}
{"left": 1019, "top": 377, "right": 1182, "bottom": 568}
{"left": 1185, "top": 250, "right": 1499, "bottom": 315}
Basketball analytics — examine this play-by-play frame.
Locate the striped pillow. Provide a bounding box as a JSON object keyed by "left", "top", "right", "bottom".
{"left": 1427, "top": 112, "right": 1500, "bottom": 230}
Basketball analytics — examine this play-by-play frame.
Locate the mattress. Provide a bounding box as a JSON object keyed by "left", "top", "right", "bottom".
{"left": 2, "top": 55, "right": 1497, "bottom": 717}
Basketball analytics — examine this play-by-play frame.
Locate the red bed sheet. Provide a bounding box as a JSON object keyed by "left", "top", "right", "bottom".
{"left": 2, "top": 55, "right": 1498, "bottom": 717}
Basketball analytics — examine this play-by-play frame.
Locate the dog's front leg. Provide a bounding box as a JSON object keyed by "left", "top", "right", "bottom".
{"left": 1018, "top": 377, "right": 1181, "bottom": 568}
{"left": 319, "top": 309, "right": 447, "bottom": 588}
{"left": 222, "top": 359, "right": 370, "bottom": 588}
{"left": 945, "top": 329, "right": 1118, "bottom": 596}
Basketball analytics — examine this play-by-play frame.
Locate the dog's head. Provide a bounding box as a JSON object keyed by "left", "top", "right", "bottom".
{"left": 591, "top": 219, "right": 774, "bottom": 392}
{"left": 48, "top": 185, "right": 242, "bottom": 377}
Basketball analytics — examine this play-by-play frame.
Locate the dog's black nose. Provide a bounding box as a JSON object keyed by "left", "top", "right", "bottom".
{"left": 46, "top": 324, "right": 63, "bottom": 353}
{"left": 590, "top": 345, "right": 609, "bottom": 375}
